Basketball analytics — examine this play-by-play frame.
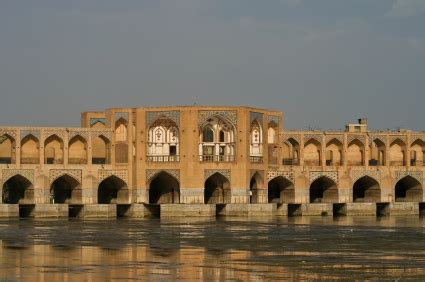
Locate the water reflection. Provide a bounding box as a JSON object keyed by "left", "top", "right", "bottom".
{"left": 0, "top": 217, "right": 424, "bottom": 280}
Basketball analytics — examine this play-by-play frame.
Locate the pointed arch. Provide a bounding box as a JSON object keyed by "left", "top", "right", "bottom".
{"left": 410, "top": 139, "right": 424, "bottom": 166}
{"left": 44, "top": 134, "right": 64, "bottom": 164}
{"left": 98, "top": 175, "right": 128, "bottom": 204}
{"left": 148, "top": 171, "right": 180, "bottom": 204}
{"left": 353, "top": 176, "right": 381, "bottom": 203}
{"left": 395, "top": 176, "right": 423, "bottom": 202}
{"left": 268, "top": 176, "right": 295, "bottom": 204}
{"left": 390, "top": 139, "right": 406, "bottom": 166}
{"left": 200, "top": 116, "right": 235, "bottom": 162}
{"left": 115, "top": 117, "right": 128, "bottom": 142}
{"left": 0, "top": 134, "right": 16, "bottom": 164}
{"left": 21, "top": 134, "right": 40, "bottom": 164}
{"left": 347, "top": 139, "right": 365, "bottom": 166}
{"left": 204, "top": 172, "right": 231, "bottom": 204}
{"left": 282, "top": 138, "right": 300, "bottom": 165}
{"left": 326, "top": 138, "right": 343, "bottom": 166}
{"left": 50, "top": 174, "right": 82, "bottom": 204}
{"left": 267, "top": 120, "right": 278, "bottom": 144}
{"left": 68, "top": 135, "right": 88, "bottom": 164}
{"left": 309, "top": 176, "right": 338, "bottom": 203}
{"left": 92, "top": 134, "right": 111, "bottom": 164}
{"left": 250, "top": 171, "right": 263, "bottom": 204}
{"left": 2, "top": 174, "right": 34, "bottom": 204}
{"left": 304, "top": 138, "right": 322, "bottom": 166}
{"left": 369, "top": 138, "right": 386, "bottom": 166}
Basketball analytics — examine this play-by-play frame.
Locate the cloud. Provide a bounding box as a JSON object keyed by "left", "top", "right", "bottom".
{"left": 386, "top": 0, "right": 425, "bottom": 18}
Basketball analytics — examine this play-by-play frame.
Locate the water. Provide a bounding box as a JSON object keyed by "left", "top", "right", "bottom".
{"left": 1, "top": 216, "right": 425, "bottom": 281}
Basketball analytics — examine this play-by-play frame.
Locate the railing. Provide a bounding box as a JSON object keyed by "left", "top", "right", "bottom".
{"left": 200, "top": 155, "right": 235, "bottom": 162}
{"left": 0, "top": 158, "right": 13, "bottom": 164}
{"left": 92, "top": 158, "right": 108, "bottom": 164}
{"left": 326, "top": 160, "right": 343, "bottom": 167}
{"left": 68, "top": 158, "right": 88, "bottom": 165}
{"left": 250, "top": 156, "right": 263, "bottom": 163}
{"left": 347, "top": 161, "right": 364, "bottom": 166}
{"left": 147, "top": 155, "right": 180, "bottom": 162}
{"left": 390, "top": 161, "right": 405, "bottom": 166}
{"left": 20, "top": 158, "right": 40, "bottom": 164}
{"left": 283, "top": 158, "right": 299, "bottom": 165}
{"left": 304, "top": 160, "right": 321, "bottom": 166}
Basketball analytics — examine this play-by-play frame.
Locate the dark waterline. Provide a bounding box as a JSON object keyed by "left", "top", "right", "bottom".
{"left": 1, "top": 216, "right": 425, "bottom": 281}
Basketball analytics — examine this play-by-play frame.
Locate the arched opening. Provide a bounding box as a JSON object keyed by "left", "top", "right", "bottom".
{"left": 68, "top": 135, "right": 88, "bottom": 164}
{"left": 304, "top": 139, "right": 321, "bottom": 166}
{"left": 369, "top": 139, "right": 386, "bottom": 166}
{"left": 147, "top": 118, "right": 179, "bottom": 162}
{"left": 282, "top": 138, "right": 300, "bottom": 165}
{"left": 199, "top": 116, "right": 235, "bottom": 162}
{"left": 410, "top": 139, "right": 424, "bottom": 166}
{"left": 268, "top": 176, "right": 295, "bottom": 204}
{"left": 44, "top": 135, "right": 64, "bottom": 164}
{"left": 325, "top": 139, "right": 343, "bottom": 166}
{"left": 115, "top": 118, "right": 128, "bottom": 142}
{"left": 98, "top": 176, "right": 128, "bottom": 204}
{"left": 353, "top": 176, "right": 381, "bottom": 203}
{"left": 267, "top": 121, "right": 277, "bottom": 144}
{"left": 395, "top": 176, "right": 422, "bottom": 202}
{"left": 204, "top": 173, "right": 230, "bottom": 204}
{"left": 347, "top": 139, "right": 364, "bottom": 166}
{"left": 92, "top": 135, "right": 111, "bottom": 164}
{"left": 309, "top": 177, "right": 338, "bottom": 203}
{"left": 50, "top": 175, "right": 82, "bottom": 204}
{"left": 2, "top": 175, "right": 34, "bottom": 204}
{"left": 250, "top": 120, "right": 263, "bottom": 160}
{"left": 149, "top": 172, "right": 180, "bottom": 204}
{"left": 0, "top": 134, "right": 15, "bottom": 164}
{"left": 249, "top": 172, "right": 263, "bottom": 204}
{"left": 390, "top": 139, "right": 406, "bottom": 166}
{"left": 21, "top": 134, "right": 40, "bottom": 164}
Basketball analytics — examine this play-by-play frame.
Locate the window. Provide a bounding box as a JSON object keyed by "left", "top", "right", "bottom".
{"left": 203, "top": 127, "right": 214, "bottom": 142}
{"left": 170, "top": 145, "right": 177, "bottom": 156}
{"left": 219, "top": 131, "right": 225, "bottom": 142}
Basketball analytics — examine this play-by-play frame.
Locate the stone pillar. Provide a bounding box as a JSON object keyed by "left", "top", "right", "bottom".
{"left": 16, "top": 129, "right": 21, "bottom": 166}
{"left": 180, "top": 188, "right": 204, "bottom": 204}
{"left": 299, "top": 134, "right": 305, "bottom": 167}
{"left": 406, "top": 134, "right": 411, "bottom": 168}
{"left": 343, "top": 133, "right": 348, "bottom": 167}
{"left": 64, "top": 132, "right": 69, "bottom": 166}
{"left": 364, "top": 136, "right": 370, "bottom": 168}
{"left": 87, "top": 134, "right": 93, "bottom": 166}
{"left": 295, "top": 187, "right": 309, "bottom": 204}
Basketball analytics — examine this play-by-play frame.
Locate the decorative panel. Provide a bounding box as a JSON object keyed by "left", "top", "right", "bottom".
{"left": 410, "top": 135, "right": 425, "bottom": 145}
{"left": 281, "top": 134, "right": 301, "bottom": 144}
{"left": 49, "top": 169, "right": 82, "bottom": 184}
{"left": 0, "top": 128, "right": 18, "bottom": 140}
{"left": 20, "top": 129, "right": 40, "bottom": 140}
{"left": 42, "top": 129, "right": 66, "bottom": 142}
{"left": 389, "top": 135, "right": 407, "bottom": 145}
{"left": 368, "top": 135, "right": 387, "bottom": 145}
{"left": 325, "top": 135, "right": 344, "bottom": 145}
{"left": 68, "top": 130, "right": 90, "bottom": 141}
{"left": 304, "top": 134, "right": 323, "bottom": 145}
{"left": 198, "top": 111, "right": 237, "bottom": 128}
{"left": 91, "top": 130, "right": 113, "bottom": 141}
{"left": 347, "top": 134, "right": 366, "bottom": 145}
{"left": 204, "top": 169, "right": 231, "bottom": 181}
{"left": 250, "top": 112, "right": 263, "bottom": 124}
{"left": 352, "top": 170, "right": 381, "bottom": 183}
{"left": 309, "top": 171, "right": 338, "bottom": 184}
{"left": 2, "top": 169, "right": 34, "bottom": 183}
{"left": 395, "top": 171, "right": 423, "bottom": 184}
{"left": 99, "top": 169, "right": 129, "bottom": 184}
{"left": 115, "top": 112, "right": 129, "bottom": 122}
{"left": 146, "top": 169, "right": 180, "bottom": 183}
{"left": 267, "top": 170, "right": 295, "bottom": 182}
{"left": 90, "top": 118, "right": 107, "bottom": 127}
{"left": 146, "top": 111, "right": 180, "bottom": 128}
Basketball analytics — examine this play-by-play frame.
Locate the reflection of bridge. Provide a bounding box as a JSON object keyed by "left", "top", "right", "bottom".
{"left": 0, "top": 106, "right": 424, "bottom": 218}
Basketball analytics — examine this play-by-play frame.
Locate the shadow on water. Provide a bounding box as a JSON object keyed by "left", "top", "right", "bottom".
{"left": 0, "top": 216, "right": 424, "bottom": 280}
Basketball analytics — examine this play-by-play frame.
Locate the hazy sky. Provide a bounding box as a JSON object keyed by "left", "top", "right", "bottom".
{"left": 1, "top": 0, "right": 424, "bottom": 130}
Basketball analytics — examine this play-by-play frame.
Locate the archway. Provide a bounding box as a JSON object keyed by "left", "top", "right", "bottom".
{"left": 347, "top": 139, "right": 364, "bottom": 166}
{"left": 249, "top": 172, "right": 263, "bottom": 204}
{"left": 21, "top": 134, "right": 40, "bottom": 164}
{"left": 0, "top": 134, "right": 15, "bottom": 164}
{"left": 2, "top": 175, "right": 34, "bottom": 204}
{"left": 44, "top": 135, "right": 64, "bottom": 164}
{"left": 68, "top": 135, "right": 88, "bottom": 164}
{"left": 92, "top": 135, "right": 111, "bottom": 164}
{"left": 395, "top": 176, "right": 423, "bottom": 202}
{"left": 149, "top": 172, "right": 180, "bottom": 204}
{"left": 98, "top": 176, "right": 128, "bottom": 204}
{"left": 204, "top": 173, "right": 230, "bottom": 204}
{"left": 50, "top": 175, "right": 81, "bottom": 204}
{"left": 353, "top": 176, "right": 381, "bottom": 203}
{"left": 304, "top": 139, "right": 321, "bottom": 166}
{"left": 326, "top": 139, "right": 343, "bottom": 166}
{"left": 309, "top": 176, "right": 338, "bottom": 203}
{"left": 268, "top": 176, "right": 295, "bottom": 204}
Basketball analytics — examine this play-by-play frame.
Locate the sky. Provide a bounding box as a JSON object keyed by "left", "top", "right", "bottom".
{"left": 0, "top": 0, "right": 424, "bottom": 131}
